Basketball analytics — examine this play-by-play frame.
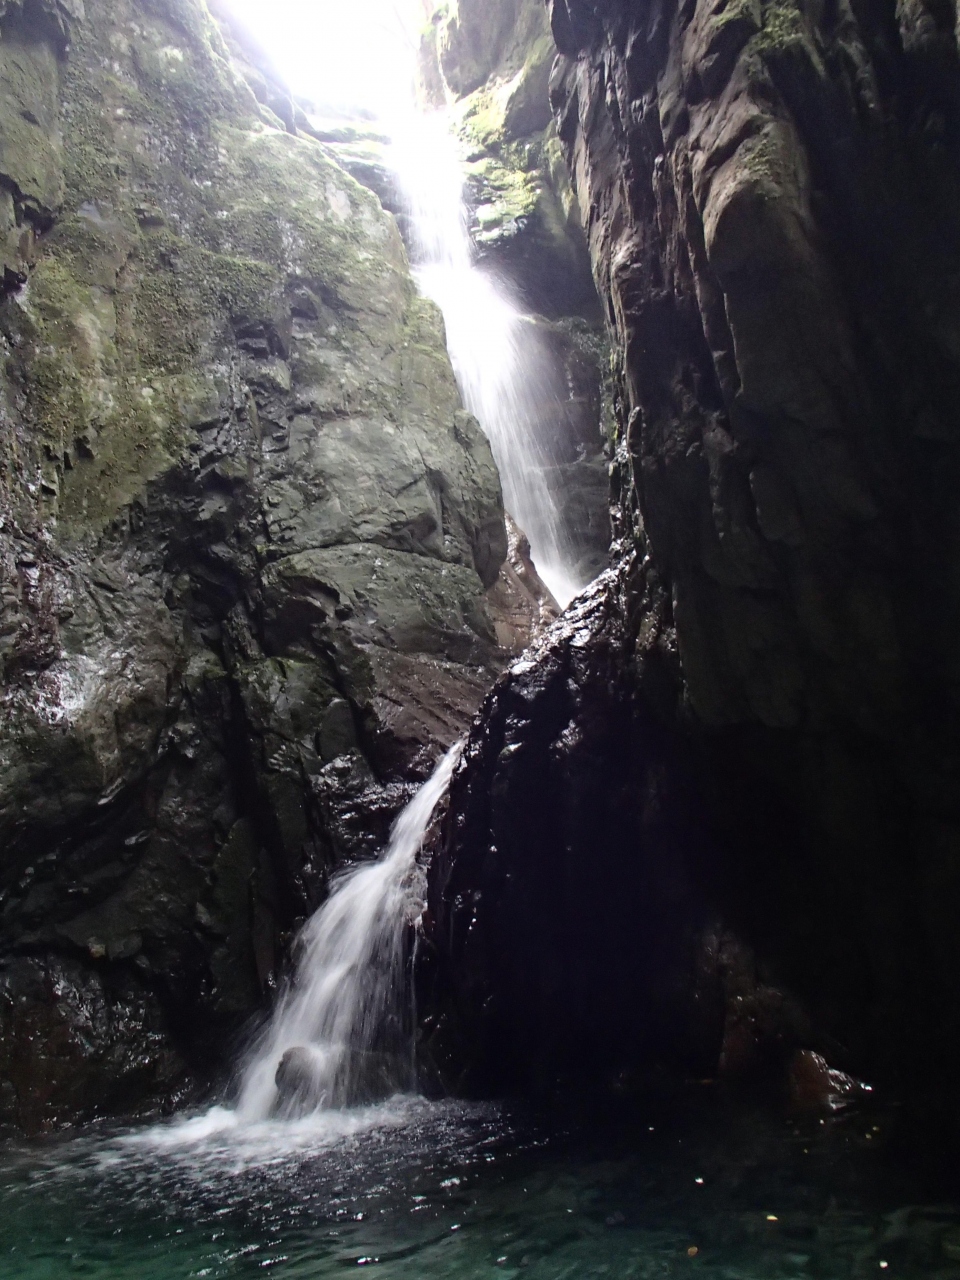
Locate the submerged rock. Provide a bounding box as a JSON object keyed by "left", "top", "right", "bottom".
{"left": 274, "top": 1045, "right": 325, "bottom": 1112}
{"left": 786, "top": 1050, "right": 870, "bottom": 1117}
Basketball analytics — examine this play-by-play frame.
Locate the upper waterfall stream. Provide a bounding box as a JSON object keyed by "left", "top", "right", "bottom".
{"left": 390, "top": 112, "right": 585, "bottom": 607}
{"left": 226, "top": 1, "right": 594, "bottom": 607}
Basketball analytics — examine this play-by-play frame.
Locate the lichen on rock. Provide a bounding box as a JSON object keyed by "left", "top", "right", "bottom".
{"left": 417, "top": 0, "right": 611, "bottom": 593}
{"left": 421, "top": 0, "right": 597, "bottom": 321}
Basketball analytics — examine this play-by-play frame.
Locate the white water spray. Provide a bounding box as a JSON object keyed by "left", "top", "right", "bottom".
{"left": 391, "top": 112, "right": 584, "bottom": 607}
{"left": 235, "top": 742, "right": 461, "bottom": 1122}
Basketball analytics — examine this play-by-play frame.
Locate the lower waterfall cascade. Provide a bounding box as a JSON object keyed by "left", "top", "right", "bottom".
{"left": 233, "top": 743, "right": 462, "bottom": 1122}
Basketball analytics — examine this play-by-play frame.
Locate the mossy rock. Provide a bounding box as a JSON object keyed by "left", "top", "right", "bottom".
{"left": 0, "top": 0, "right": 509, "bottom": 1128}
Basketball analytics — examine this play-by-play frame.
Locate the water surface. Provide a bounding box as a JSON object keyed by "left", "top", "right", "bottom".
{"left": 2, "top": 1093, "right": 957, "bottom": 1279}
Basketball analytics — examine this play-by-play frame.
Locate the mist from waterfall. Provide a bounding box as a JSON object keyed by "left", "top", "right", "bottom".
{"left": 391, "top": 112, "right": 583, "bottom": 607}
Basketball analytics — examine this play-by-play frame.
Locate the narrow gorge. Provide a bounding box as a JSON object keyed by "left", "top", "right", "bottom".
{"left": 1, "top": 0, "right": 960, "bottom": 1275}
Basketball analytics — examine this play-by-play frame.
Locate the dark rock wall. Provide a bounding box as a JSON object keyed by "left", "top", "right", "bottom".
{"left": 427, "top": 0, "right": 960, "bottom": 1113}
{"left": 423, "top": 562, "right": 727, "bottom": 1096}
{"left": 0, "top": 0, "right": 510, "bottom": 1131}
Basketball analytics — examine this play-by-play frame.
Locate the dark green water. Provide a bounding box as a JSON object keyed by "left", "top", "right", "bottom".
{"left": 1, "top": 1093, "right": 957, "bottom": 1279}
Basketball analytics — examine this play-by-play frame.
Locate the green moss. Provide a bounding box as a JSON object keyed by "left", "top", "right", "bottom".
{"left": 132, "top": 269, "right": 203, "bottom": 373}
{"left": 710, "top": 0, "right": 761, "bottom": 33}
{"left": 203, "top": 250, "right": 281, "bottom": 322}
{"left": 0, "top": 32, "right": 63, "bottom": 210}
{"left": 467, "top": 152, "right": 540, "bottom": 227}
{"left": 752, "top": 0, "right": 807, "bottom": 54}
{"left": 458, "top": 87, "right": 508, "bottom": 153}
{"left": 129, "top": 32, "right": 246, "bottom": 137}
{"left": 58, "top": 0, "right": 252, "bottom": 214}
{"left": 441, "top": 1, "right": 579, "bottom": 255}
{"left": 27, "top": 350, "right": 87, "bottom": 458}
{"left": 3, "top": 0, "right": 415, "bottom": 536}
{"left": 734, "top": 126, "right": 798, "bottom": 195}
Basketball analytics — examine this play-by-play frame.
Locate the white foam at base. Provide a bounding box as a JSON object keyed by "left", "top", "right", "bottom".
{"left": 116, "top": 1095, "right": 431, "bottom": 1172}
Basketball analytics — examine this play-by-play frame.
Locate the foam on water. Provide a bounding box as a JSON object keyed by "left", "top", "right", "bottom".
{"left": 110, "top": 1095, "right": 445, "bottom": 1177}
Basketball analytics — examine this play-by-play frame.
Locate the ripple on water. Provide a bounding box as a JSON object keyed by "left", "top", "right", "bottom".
{"left": 1, "top": 1099, "right": 959, "bottom": 1280}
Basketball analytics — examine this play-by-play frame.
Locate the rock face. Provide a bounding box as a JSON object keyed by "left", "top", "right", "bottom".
{"left": 484, "top": 514, "right": 560, "bottom": 652}
{"left": 423, "top": 562, "right": 724, "bottom": 1095}
{"left": 0, "top": 0, "right": 509, "bottom": 1131}
{"left": 420, "top": 0, "right": 612, "bottom": 588}
{"left": 422, "top": 0, "right": 597, "bottom": 320}
{"left": 427, "top": 0, "right": 960, "bottom": 1114}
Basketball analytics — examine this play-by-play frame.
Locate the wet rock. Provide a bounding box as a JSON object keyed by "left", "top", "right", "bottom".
{"left": 787, "top": 1050, "right": 870, "bottom": 1116}
{"left": 0, "top": 955, "right": 187, "bottom": 1134}
{"left": 274, "top": 1045, "right": 324, "bottom": 1111}
{"left": 422, "top": 563, "right": 728, "bottom": 1094}
{"left": 541, "top": 0, "right": 960, "bottom": 1107}
{"left": 427, "top": 0, "right": 960, "bottom": 1121}
{"left": 422, "top": 0, "right": 599, "bottom": 321}
{"left": 485, "top": 515, "right": 560, "bottom": 655}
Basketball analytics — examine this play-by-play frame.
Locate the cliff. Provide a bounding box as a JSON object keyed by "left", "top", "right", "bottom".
{"left": 7, "top": 0, "right": 958, "bottom": 1138}
{"left": 0, "top": 0, "right": 508, "bottom": 1131}
{"left": 426, "top": 0, "right": 960, "bottom": 1126}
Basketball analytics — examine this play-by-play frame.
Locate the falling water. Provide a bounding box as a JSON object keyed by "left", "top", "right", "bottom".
{"left": 218, "top": 106, "right": 592, "bottom": 1122}
{"left": 391, "top": 112, "right": 584, "bottom": 608}
{"left": 116, "top": 1, "right": 589, "bottom": 1140}
{"left": 234, "top": 742, "right": 462, "bottom": 1122}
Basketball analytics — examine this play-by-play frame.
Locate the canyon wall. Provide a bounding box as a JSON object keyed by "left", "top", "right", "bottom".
{"left": 0, "top": 0, "right": 510, "bottom": 1131}
{"left": 426, "top": 0, "right": 960, "bottom": 1121}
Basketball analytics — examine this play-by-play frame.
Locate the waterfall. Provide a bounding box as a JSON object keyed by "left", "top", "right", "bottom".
{"left": 224, "top": 111, "right": 590, "bottom": 1118}
{"left": 234, "top": 742, "right": 461, "bottom": 1121}
{"left": 223, "top": 107, "right": 591, "bottom": 1122}
{"left": 178, "top": 3, "right": 593, "bottom": 1134}
{"left": 222, "top": 7, "right": 595, "bottom": 608}
{"left": 390, "top": 111, "right": 584, "bottom": 608}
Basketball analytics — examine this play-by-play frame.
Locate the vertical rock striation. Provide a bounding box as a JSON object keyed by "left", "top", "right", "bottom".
{"left": 427, "top": 0, "right": 960, "bottom": 1115}
{"left": 0, "top": 0, "right": 508, "bottom": 1130}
